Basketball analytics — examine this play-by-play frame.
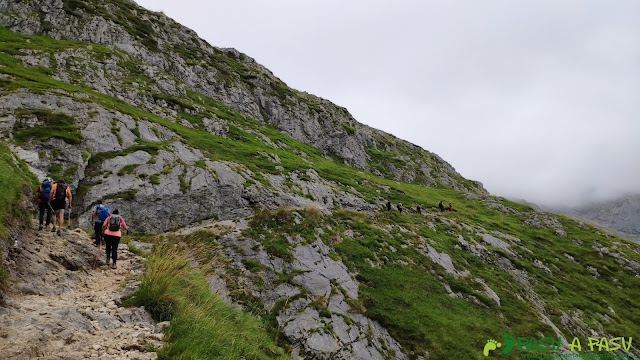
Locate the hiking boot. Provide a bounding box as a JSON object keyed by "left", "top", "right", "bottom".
{"left": 38, "top": 225, "right": 43, "bottom": 231}
{"left": 51, "top": 226, "right": 56, "bottom": 232}
{"left": 45, "top": 225, "right": 50, "bottom": 230}
{"left": 57, "top": 230, "right": 61, "bottom": 236}
{"left": 111, "top": 263, "right": 117, "bottom": 269}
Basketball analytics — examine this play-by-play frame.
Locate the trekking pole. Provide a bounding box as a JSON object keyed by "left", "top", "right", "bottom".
{"left": 123, "top": 230, "right": 130, "bottom": 261}
{"left": 93, "top": 237, "right": 101, "bottom": 269}
{"left": 67, "top": 207, "right": 71, "bottom": 229}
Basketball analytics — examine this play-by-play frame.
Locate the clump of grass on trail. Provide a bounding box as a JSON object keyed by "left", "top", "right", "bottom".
{"left": 127, "top": 242, "right": 289, "bottom": 360}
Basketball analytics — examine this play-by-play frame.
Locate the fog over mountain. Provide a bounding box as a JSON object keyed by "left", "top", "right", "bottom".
{"left": 137, "top": 0, "right": 640, "bottom": 208}
{"left": 560, "top": 194, "right": 640, "bottom": 243}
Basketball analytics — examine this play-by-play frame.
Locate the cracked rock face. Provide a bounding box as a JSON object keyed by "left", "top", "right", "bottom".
{"left": 207, "top": 220, "right": 407, "bottom": 360}
{"left": 0, "top": 0, "right": 486, "bottom": 195}
{"left": 0, "top": 90, "right": 378, "bottom": 233}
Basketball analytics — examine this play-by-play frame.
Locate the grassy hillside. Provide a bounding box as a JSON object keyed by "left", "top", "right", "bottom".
{"left": 235, "top": 200, "right": 640, "bottom": 359}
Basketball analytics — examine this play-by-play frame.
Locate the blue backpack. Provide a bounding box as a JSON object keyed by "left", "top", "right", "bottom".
{"left": 39, "top": 181, "right": 52, "bottom": 200}
{"left": 96, "top": 205, "right": 110, "bottom": 222}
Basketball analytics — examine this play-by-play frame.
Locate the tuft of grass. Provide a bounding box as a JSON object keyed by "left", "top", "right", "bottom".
{"left": 242, "top": 259, "right": 263, "bottom": 273}
{"left": 103, "top": 188, "right": 138, "bottom": 201}
{"left": 127, "top": 243, "right": 288, "bottom": 359}
{"left": 117, "top": 163, "right": 139, "bottom": 176}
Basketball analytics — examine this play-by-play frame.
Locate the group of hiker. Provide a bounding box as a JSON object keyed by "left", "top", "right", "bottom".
{"left": 35, "top": 178, "right": 128, "bottom": 269}
{"left": 35, "top": 178, "right": 72, "bottom": 236}
{"left": 438, "top": 200, "right": 453, "bottom": 212}
{"left": 385, "top": 200, "right": 453, "bottom": 213}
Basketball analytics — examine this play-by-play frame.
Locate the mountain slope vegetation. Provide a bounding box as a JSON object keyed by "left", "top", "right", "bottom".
{"left": 1, "top": 1, "right": 639, "bottom": 359}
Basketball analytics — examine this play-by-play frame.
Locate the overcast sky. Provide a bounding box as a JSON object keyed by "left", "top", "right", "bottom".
{"left": 136, "top": 0, "right": 639, "bottom": 208}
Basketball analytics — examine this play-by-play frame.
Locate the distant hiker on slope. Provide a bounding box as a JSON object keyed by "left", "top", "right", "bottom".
{"left": 397, "top": 202, "right": 403, "bottom": 213}
{"left": 386, "top": 200, "right": 392, "bottom": 212}
{"left": 448, "top": 202, "right": 453, "bottom": 212}
{"left": 49, "top": 179, "right": 72, "bottom": 236}
{"left": 35, "top": 178, "right": 53, "bottom": 231}
{"left": 438, "top": 201, "right": 445, "bottom": 212}
{"left": 416, "top": 204, "right": 421, "bottom": 214}
{"left": 102, "top": 209, "right": 129, "bottom": 269}
{"left": 91, "top": 199, "right": 110, "bottom": 247}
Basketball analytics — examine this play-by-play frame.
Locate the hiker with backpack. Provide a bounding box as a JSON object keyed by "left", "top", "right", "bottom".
{"left": 35, "top": 178, "right": 53, "bottom": 231}
{"left": 91, "top": 199, "right": 110, "bottom": 247}
{"left": 416, "top": 204, "right": 421, "bottom": 214}
{"left": 397, "top": 202, "right": 403, "bottom": 213}
{"left": 438, "top": 201, "right": 445, "bottom": 212}
{"left": 101, "top": 209, "right": 129, "bottom": 269}
{"left": 386, "top": 200, "right": 392, "bottom": 212}
{"left": 49, "top": 179, "right": 72, "bottom": 236}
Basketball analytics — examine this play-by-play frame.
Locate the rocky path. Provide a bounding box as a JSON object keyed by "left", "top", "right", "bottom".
{"left": 0, "top": 223, "right": 164, "bottom": 359}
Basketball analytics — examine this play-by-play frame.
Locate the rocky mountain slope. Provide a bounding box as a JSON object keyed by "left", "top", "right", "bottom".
{"left": 563, "top": 195, "right": 640, "bottom": 243}
{"left": 1, "top": 1, "right": 639, "bottom": 359}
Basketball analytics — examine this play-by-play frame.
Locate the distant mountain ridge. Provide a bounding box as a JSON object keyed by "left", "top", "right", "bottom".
{"left": 564, "top": 194, "right": 640, "bottom": 243}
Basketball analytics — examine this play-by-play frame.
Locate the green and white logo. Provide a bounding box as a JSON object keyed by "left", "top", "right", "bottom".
{"left": 482, "top": 334, "right": 632, "bottom": 357}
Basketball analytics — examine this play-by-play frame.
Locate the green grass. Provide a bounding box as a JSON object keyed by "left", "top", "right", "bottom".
{"left": 12, "top": 109, "right": 82, "bottom": 145}
{"left": 0, "top": 141, "right": 38, "bottom": 289}
{"left": 87, "top": 141, "right": 168, "bottom": 169}
{"left": 103, "top": 188, "right": 138, "bottom": 201}
{"left": 117, "top": 163, "right": 139, "bottom": 176}
{"left": 245, "top": 206, "right": 640, "bottom": 359}
{"left": 127, "top": 243, "right": 288, "bottom": 359}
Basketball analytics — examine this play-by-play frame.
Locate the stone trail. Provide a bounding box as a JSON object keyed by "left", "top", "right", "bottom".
{"left": 0, "top": 222, "right": 164, "bottom": 359}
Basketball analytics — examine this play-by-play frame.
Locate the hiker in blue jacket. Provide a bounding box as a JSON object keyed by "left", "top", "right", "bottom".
{"left": 35, "top": 178, "right": 53, "bottom": 231}
{"left": 91, "top": 199, "right": 110, "bottom": 247}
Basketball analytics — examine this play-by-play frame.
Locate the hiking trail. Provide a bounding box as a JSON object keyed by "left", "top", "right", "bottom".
{"left": 0, "top": 222, "right": 164, "bottom": 359}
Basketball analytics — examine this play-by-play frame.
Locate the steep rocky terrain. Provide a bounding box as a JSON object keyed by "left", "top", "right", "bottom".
{"left": 0, "top": 222, "right": 164, "bottom": 359}
{"left": 1, "top": 1, "right": 639, "bottom": 359}
{"left": 563, "top": 195, "right": 640, "bottom": 243}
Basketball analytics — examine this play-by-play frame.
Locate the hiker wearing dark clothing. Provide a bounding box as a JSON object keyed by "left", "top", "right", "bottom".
{"left": 438, "top": 201, "right": 445, "bottom": 212}
{"left": 35, "top": 178, "right": 53, "bottom": 230}
{"left": 416, "top": 204, "right": 421, "bottom": 214}
{"left": 49, "top": 179, "right": 72, "bottom": 236}
{"left": 91, "top": 199, "right": 110, "bottom": 247}
{"left": 101, "top": 209, "right": 128, "bottom": 269}
{"left": 397, "top": 202, "right": 403, "bottom": 213}
{"left": 386, "top": 200, "right": 392, "bottom": 211}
